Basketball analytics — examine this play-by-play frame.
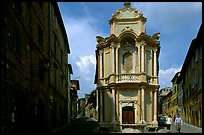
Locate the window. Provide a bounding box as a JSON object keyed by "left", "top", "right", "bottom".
{"left": 54, "top": 65, "right": 57, "bottom": 87}
{"left": 191, "top": 57, "right": 194, "bottom": 68}
{"left": 61, "top": 50, "right": 63, "bottom": 66}
{"left": 199, "top": 76, "right": 202, "bottom": 89}
{"left": 195, "top": 49, "right": 198, "bottom": 62}
{"left": 123, "top": 52, "right": 132, "bottom": 73}
{"left": 38, "top": 25, "right": 43, "bottom": 49}
{"left": 14, "top": 2, "right": 22, "bottom": 15}
{"left": 14, "top": 27, "right": 21, "bottom": 57}
{"left": 54, "top": 34, "right": 57, "bottom": 55}
{"left": 52, "top": 6, "right": 55, "bottom": 22}
{"left": 199, "top": 45, "right": 202, "bottom": 59}
{"left": 39, "top": 2, "right": 43, "bottom": 9}
{"left": 39, "top": 59, "right": 44, "bottom": 81}
{"left": 61, "top": 75, "right": 63, "bottom": 91}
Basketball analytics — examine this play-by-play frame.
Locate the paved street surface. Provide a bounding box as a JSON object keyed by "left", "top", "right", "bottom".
{"left": 153, "top": 123, "right": 202, "bottom": 133}
{"left": 50, "top": 117, "right": 202, "bottom": 133}
{"left": 49, "top": 116, "right": 99, "bottom": 133}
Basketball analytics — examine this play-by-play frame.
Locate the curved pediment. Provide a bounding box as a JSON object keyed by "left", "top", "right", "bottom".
{"left": 105, "top": 34, "right": 120, "bottom": 44}
{"left": 110, "top": 2, "right": 146, "bottom": 22}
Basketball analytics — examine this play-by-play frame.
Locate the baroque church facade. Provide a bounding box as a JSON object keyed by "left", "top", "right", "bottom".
{"left": 94, "top": 2, "right": 160, "bottom": 132}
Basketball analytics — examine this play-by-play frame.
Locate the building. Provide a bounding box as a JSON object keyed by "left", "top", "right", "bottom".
{"left": 158, "top": 87, "right": 172, "bottom": 115}
{"left": 67, "top": 64, "right": 73, "bottom": 122}
{"left": 70, "top": 80, "right": 80, "bottom": 117}
{"left": 94, "top": 2, "right": 160, "bottom": 132}
{"left": 2, "top": 2, "right": 71, "bottom": 133}
{"left": 85, "top": 90, "right": 97, "bottom": 119}
{"left": 170, "top": 72, "right": 180, "bottom": 117}
{"left": 78, "top": 98, "right": 86, "bottom": 116}
{"left": 176, "top": 24, "right": 202, "bottom": 128}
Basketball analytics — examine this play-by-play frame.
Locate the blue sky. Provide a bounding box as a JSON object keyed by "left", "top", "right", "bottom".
{"left": 58, "top": 2, "right": 202, "bottom": 99}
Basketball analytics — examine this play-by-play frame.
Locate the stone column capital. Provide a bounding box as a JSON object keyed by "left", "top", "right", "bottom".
{"left": 141, "top": 85, "right": 146, "bottom": 89}
{"left": 141, "top": 40, "right": 146, "bottom": 46}
{"left": 99, "top": 50, "right": 104, "bottom": 54}
{"left": 110, "top": 42, "right": 116, "bottom": 48}
{"left": 153, "top": 89, "right": 158, "bottom": 92}
{"left": 153, "top": 49, "right": 157, "bottom": 52}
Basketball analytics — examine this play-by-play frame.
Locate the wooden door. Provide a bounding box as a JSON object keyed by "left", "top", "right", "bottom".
{"left": 122, "top": 106, "right": 135, "bottom": 124}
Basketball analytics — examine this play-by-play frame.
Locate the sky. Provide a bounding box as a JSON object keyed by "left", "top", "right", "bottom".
{"left": 58, "top": 2, "right": 202, "bottom": 99}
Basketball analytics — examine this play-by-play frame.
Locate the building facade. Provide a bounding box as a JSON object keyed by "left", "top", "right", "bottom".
{"left": 70, "top": 80, "right": 80, "bottom": 117}
{"left": 94, "top": 2, "right": 160, "bottom": 132}
{"left": 158, "top": 87, "right": 172, "bottom": 115}
{"left": 2, "top": 2, "right": 71, "bottom": 133}
{"left": 176, "top": 24, "right": 202, "bottom": 128}
{"left": 170, "top": 72, "right": 180, "bottom": 117}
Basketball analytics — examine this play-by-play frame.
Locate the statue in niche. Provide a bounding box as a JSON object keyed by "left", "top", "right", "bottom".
{"left": 123, "top": 52, "right": 132, "bottom": 73}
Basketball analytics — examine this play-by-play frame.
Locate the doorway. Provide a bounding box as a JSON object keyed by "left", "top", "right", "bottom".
{"left": 122, "top": 106, "right": 135, "bottom": 124}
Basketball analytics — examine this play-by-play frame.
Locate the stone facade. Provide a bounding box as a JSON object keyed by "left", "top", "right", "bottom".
{"left": 176, "top": 24, "right": 202, "bottom": 128}
{"left": 170, "top": 72, "right": 180, "bottom": 117}
{"left": 70, "top": 80, "right": 80, "bottom": 117}
{"left": 2, "top": 2, "right": 71, "bottom": 133}
{"left": 94, "top": 2, "right": 160, "bottom": 132}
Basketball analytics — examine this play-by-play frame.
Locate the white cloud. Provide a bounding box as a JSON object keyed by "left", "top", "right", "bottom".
{"left": 76, "top": 55, "right": 96, "bottom": 74}
{"left": 60, "top": 10, "right": 106, "bottom": 98}
{"left": 159, "top": 65, "right": 182, "bottom": 88}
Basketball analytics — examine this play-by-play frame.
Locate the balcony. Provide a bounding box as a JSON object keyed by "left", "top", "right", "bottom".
{"left": 116, "top": 74, "right": 140, "bottom": 83}
{"left": 99, "top": 73, "right": 158, "bottom": 86}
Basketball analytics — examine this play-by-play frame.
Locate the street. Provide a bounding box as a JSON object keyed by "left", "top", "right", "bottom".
{"left": 151, "top": 123, "right": 202, "bottom": 133}
{"left": 50, "top": 117, "right": 202, "bottom": 133}
{"left": 49, "top": 116, "right": 99, "bottom": 133}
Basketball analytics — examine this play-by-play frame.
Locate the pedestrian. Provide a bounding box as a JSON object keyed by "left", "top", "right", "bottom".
{"left": 173, "top": 115, "right": 176, "bottom": 122}
{"left": 174, "top": 114, "right": 183, "bottom": 133}
{"left": 166, "top": 114, "right": 172, "bottom": 133}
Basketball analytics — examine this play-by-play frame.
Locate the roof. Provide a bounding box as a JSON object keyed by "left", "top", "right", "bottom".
{"left": 176, "top": 23, "right": 202, "bottom": 83}
{"left": 171, "top": 71, "right": 180, "bottom": 83}
{"left": 53, "top": 2, "right": 70, "bottom": 54}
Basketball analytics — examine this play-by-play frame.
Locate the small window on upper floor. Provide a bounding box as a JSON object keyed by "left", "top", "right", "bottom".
{"left": 38, "top": 25, "right": 43, "bottom": 50}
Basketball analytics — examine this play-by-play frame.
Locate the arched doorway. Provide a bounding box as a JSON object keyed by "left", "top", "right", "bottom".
{"left": 122, "top": 106, "right": 135, "bottom": 124}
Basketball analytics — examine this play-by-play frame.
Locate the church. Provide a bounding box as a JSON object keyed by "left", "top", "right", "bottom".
{"left": 94, "top": 2, "right": 160, "bottom": 132}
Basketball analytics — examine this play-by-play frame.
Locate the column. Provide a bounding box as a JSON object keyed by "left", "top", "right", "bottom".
{"left": 140, "top": 86, "right": 145, "bottom": 123}
{"left": 134, "top": 101, "right": 137, "bottom": 123}
{"left": 153, "top": 89, "right": 158, "bottom": 124}
{"left": 153, "top": 49, "right": 157, "bottom": 76}
{"left": 116, "top": 43, "right": 120, "bottom": 74}
{"left": 100, "top": 90, "right": 103, "bottom": 122}
{"left": 119, "top": 101, "right": 122, "bottom": 130}
{"left": 96, "top": 89, "right": 99, "bottom": 117}
{"left": 112, "top": 88, "right": 116, "bottom": 123}
{"left": 99, "top": 50, "right": 103, "bottom": 78}
{"left": 111, "top": 42, "right": 115, "bottom": 74}
{"left": 133, "top": 50, "right": 136, "bottom": 73}
{"left": 141, "top": 42, "right": 145, "bottom": 72}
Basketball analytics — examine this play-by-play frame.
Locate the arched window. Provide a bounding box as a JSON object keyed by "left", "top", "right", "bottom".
{"left": 123, "top": 52, "right": 132, "bottom": 73}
